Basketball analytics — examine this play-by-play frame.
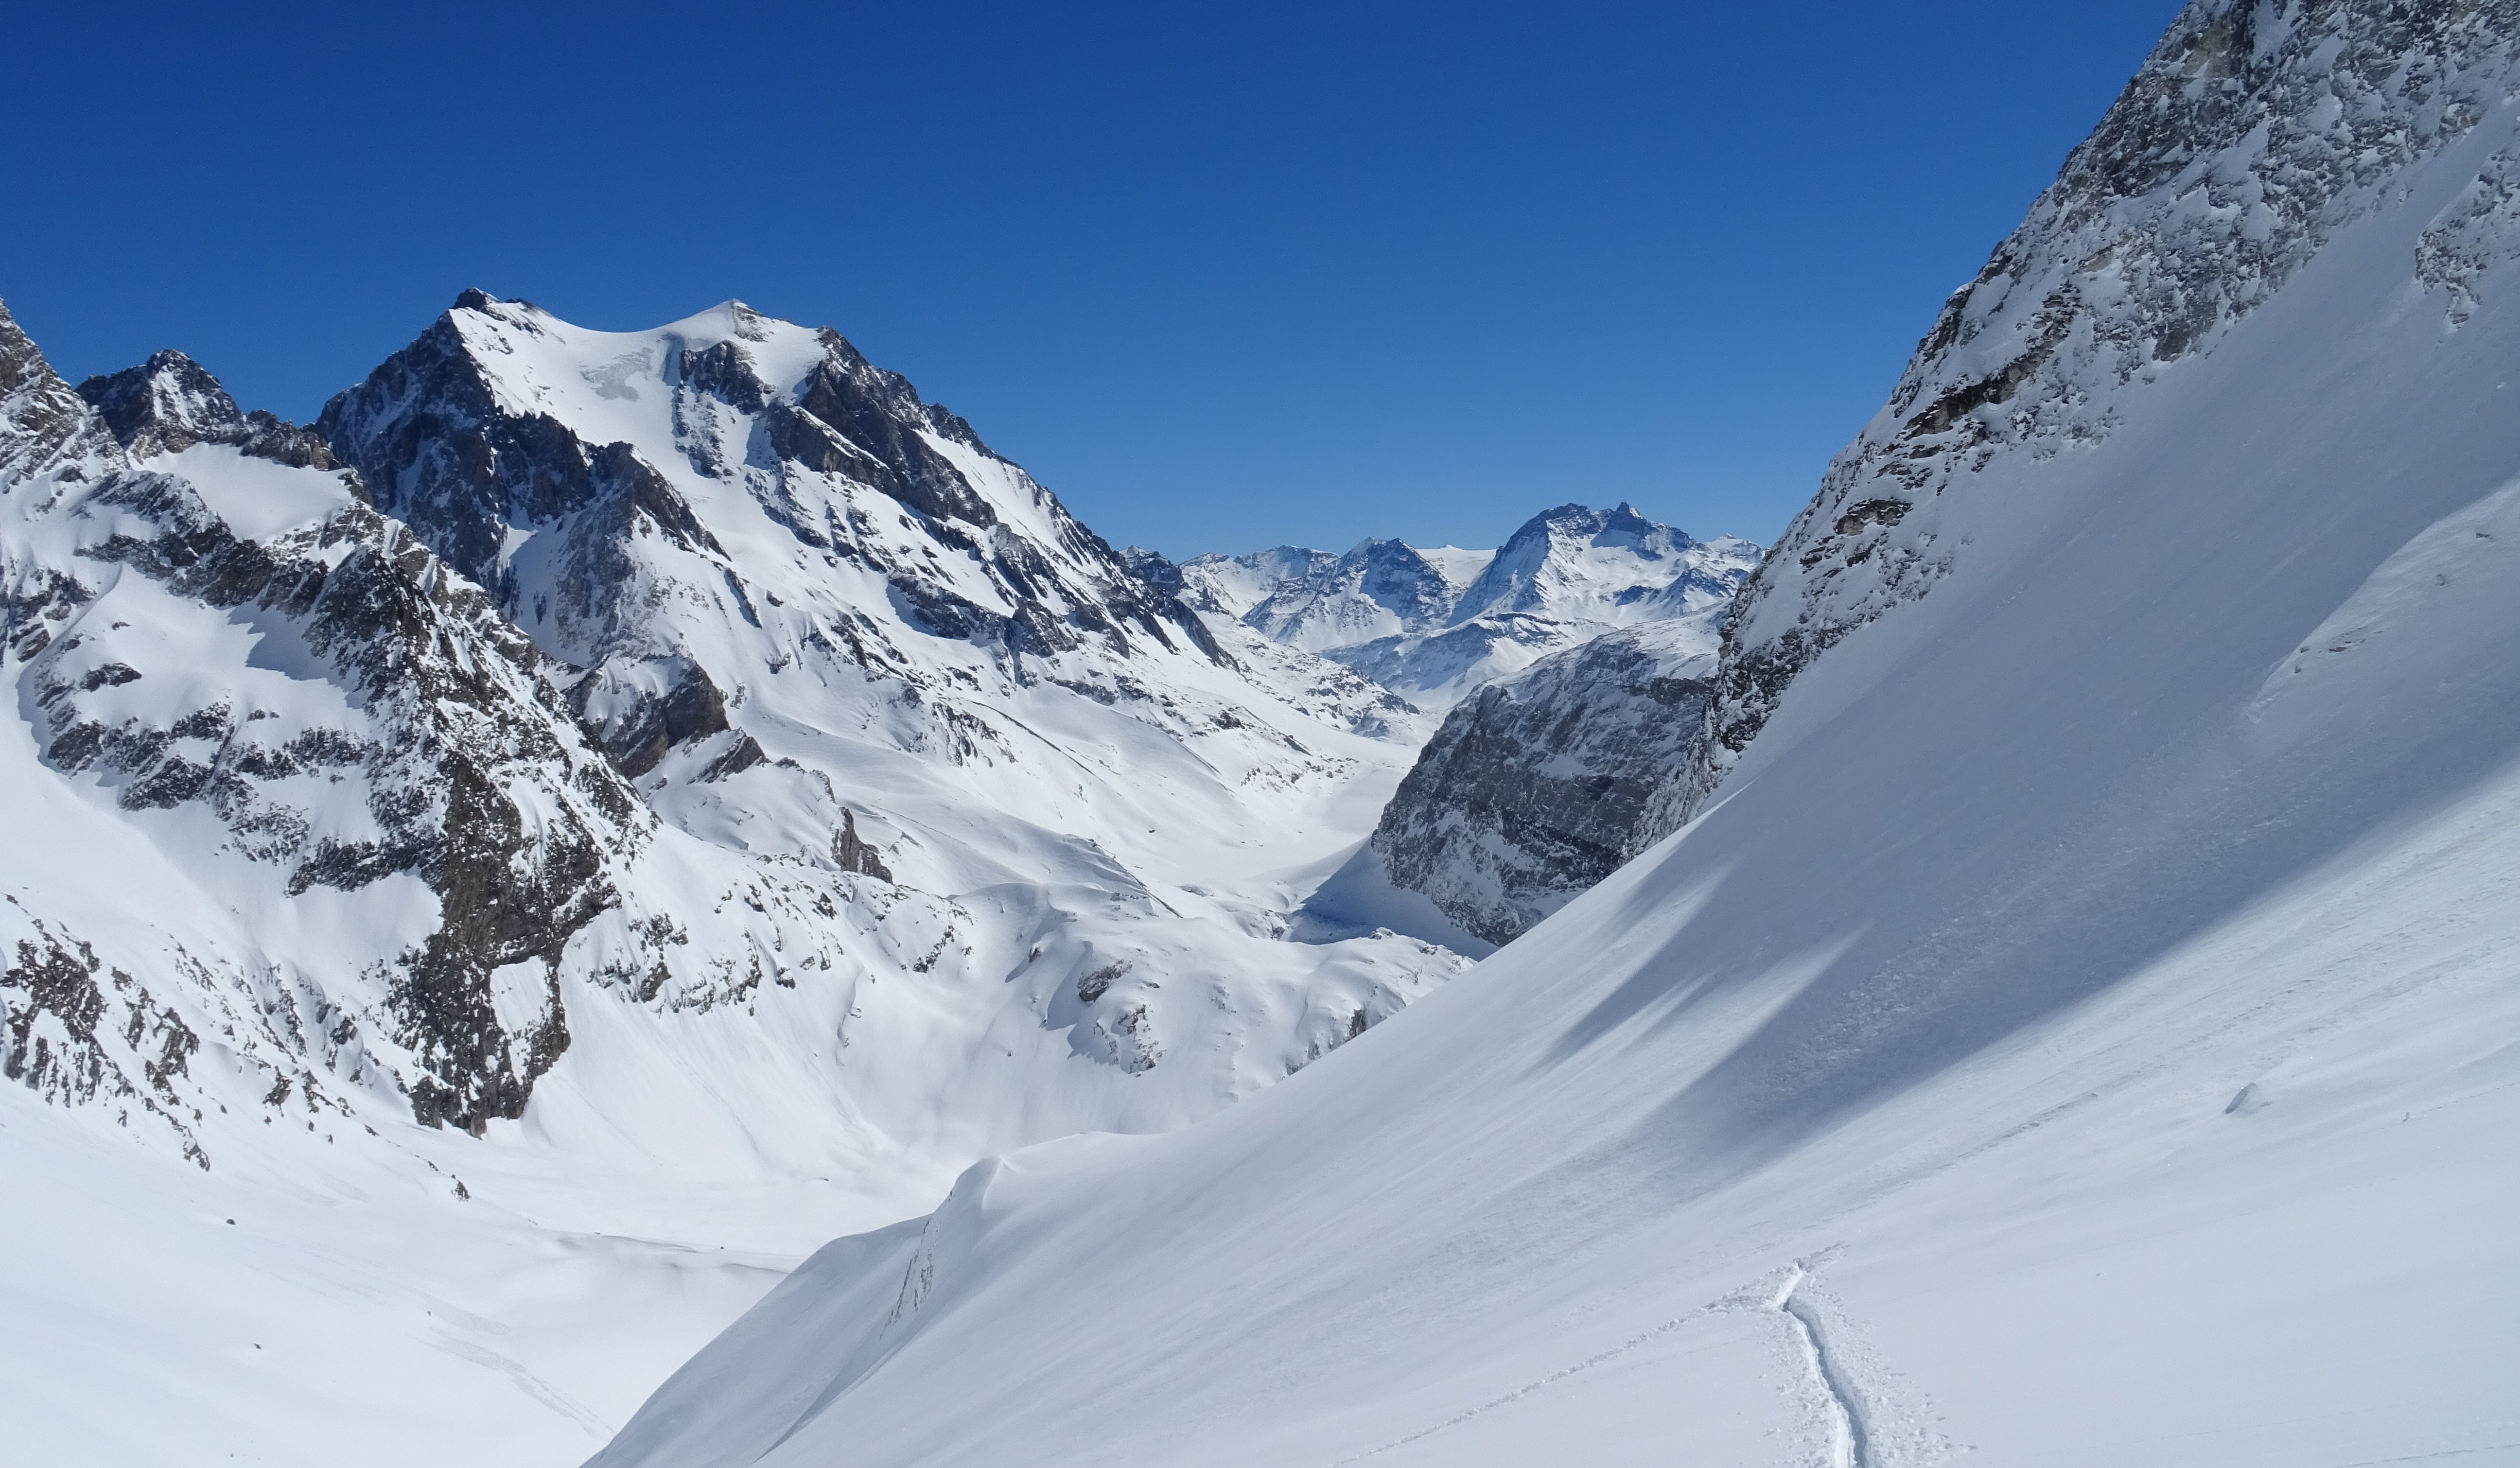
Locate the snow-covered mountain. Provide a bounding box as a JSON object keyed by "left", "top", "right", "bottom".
{"left": 592, "top": 5, "right": 2520, "bottom": 1466}
{"left": 1, "top": 294, "right": 1465, "bottom": 1465}
{"left": 1162, "top": 503, "right": 1759, "bottom": 705}
{"left": 1368, "top": 621, "right": 1716, "bottom": 946}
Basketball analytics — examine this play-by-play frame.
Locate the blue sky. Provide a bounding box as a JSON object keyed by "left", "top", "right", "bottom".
{"left": 4, "top": 1, "right": 2181, "bottom": 556}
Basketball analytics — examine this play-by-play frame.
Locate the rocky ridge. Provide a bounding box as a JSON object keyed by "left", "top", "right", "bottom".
{"left": 6, "top": 303, "right": 646, "bottom": 1138}
{"left": 1645, "top": 0, "right": 2520, "bottom": 840}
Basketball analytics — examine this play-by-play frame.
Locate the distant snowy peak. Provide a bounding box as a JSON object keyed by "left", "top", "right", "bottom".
{"left": 1245, "top": 539, "right": 1461, "bottom": 651}
{"left": 1451, "top": 502, "right": 1755, "bottom": 626}
{"left": 1169, "top": 544, "right": 1341, "bottom": 622}
{"left": 1168, "top": 502, "right": 1759, "bottom": 702}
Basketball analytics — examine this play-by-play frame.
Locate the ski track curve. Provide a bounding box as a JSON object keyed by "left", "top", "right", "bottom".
{"left": 1775, "top": 1262, "right": 1872, "bottom": 1468}
{"left": 1324, "top": 1250, "right": 1902, "bottom": 1468}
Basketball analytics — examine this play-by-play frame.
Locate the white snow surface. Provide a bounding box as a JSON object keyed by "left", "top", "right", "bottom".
{"left": 593, "top": 27, "right": 2520, "bottom": 1468}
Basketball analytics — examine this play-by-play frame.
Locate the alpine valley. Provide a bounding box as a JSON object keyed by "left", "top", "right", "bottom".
{"left": 0, "top": 283, "right": 1748, "bottom": 1462}
{"left": 15, "top": 1, "right": 2520, "bottom": 1466}
{"left": 585, "top": 2, "right": 2520, "bottom": 1467}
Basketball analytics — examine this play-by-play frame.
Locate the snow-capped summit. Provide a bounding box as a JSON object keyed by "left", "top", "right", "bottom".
{"left": 1168, "top": 502, "right": 1759, "bottom": 705}
{"left": 1450, "top": 502, "right": 1750, "bottom": 625}
{"left": 78, "top": 350, "right": 343, "bottom": 470}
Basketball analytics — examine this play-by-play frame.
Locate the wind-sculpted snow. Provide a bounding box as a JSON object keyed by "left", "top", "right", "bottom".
{"left": 1169, "top": 504, "right": 1757, "bottom": 706}
{"left": 594, "top": 7, "right": 2520, "bottom": 1466}
{"left": 1658, "top": 0, "right": 2520, "bottom": 835}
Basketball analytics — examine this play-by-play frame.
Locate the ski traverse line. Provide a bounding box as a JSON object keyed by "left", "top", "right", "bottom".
{"left": 1325, "top": 1250, "right": 1880, "bottom": 1467}
{"left": 1321, "top": 1303, "right": 1719, "bottom": 1465}
{"left": 1773, "top": 1263, "right": 1872, "bottom": 1468}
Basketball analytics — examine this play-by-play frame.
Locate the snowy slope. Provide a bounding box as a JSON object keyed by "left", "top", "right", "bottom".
{"left": 1171, "top": 505, "right": 1757, "bottom": 706}
{"left": 594, "top": 6, "right": 2520, "bottom": 1466}
{"left": 0, "top": 296, "right": 1466, "bottom": 1467}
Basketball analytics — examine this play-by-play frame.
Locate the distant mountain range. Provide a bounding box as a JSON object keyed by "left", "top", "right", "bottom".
{"left": 1136, "top": 504, "right": 1759, "bottom": 707}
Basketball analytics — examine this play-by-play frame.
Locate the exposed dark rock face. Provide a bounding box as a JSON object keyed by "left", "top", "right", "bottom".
{"left": 1370, "top": 623, "right": 1715, "bottom": 945}
{"left": 569, "top": 656, "right": 731, "bottom": 778}
{"left": 834, "top": 809, "right": 892, "bottom": 881}
{"left": 7, "top": 305, "right": 645, "bottom": 1135}
{"left": 1119, "top": 546, "right": 1185, "bottom": 596}
{"left": 2, "top": 918, "right": 204, "bottom": 1165}
{"left": 1654, "top": 0, "right": 2520, "bottom": 837}
{"left": 77, "top": 350, "right": 344, "bottom": 471}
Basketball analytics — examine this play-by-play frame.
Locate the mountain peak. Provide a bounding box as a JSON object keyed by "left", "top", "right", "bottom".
{"left": 74, "top": 350, "right": 341, "bottom": 471}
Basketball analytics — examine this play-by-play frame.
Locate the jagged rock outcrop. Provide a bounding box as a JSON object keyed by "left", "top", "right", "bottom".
{"left": 1651, "top": 0, "right": 2520, "bottom": 839}
{"left": 78, "top": 350, "right": 344, "bottom": 471}
{"left": 5, "top": 310, "right": 647, "bottom": 1135}
{"left": 1369, "top": 620, "right": 1718, "bottom": 944}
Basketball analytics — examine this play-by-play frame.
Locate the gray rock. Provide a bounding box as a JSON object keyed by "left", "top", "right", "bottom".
{"left": 1370, "top": 622, "right": 1715, "bottom": 945}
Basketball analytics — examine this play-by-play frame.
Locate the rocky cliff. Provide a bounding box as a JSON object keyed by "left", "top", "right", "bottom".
{"left": 1367, "top": 620, "right": 1717, "bottom": 944}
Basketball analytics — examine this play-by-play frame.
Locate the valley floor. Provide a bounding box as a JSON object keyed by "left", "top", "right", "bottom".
{"left": 0, "top": 746, "right": 1433, "bottom": 1468}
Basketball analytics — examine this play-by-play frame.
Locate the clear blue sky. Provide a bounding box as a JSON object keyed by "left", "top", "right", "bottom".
{"left": 4, "top": 1, "right": 2182, "bottom": 557}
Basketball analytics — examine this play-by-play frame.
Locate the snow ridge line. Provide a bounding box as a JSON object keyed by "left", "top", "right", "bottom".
{"left": 1774, "top": 1263, "right": 1872, "bottom": 1468}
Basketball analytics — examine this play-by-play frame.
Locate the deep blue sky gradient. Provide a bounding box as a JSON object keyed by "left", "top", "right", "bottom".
{"left": 3, "top": 1, "right": 2183, "bottom": 556}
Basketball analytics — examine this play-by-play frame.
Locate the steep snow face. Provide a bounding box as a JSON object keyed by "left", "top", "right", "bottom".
{"left": 1174, "top": 504, "right": 1757, "bottom": 706}
{"left": 1, "top": 301, "right": 1465, "bottom": 1468}
{"left": 593, "top": 7, "right": 2520, "bottom": 1466}
{"left": 1368, "top": 620, "right": 1718, "bottom": 946}
{"left": 1665, "top": 0, "right": 2520, "bottom": 829}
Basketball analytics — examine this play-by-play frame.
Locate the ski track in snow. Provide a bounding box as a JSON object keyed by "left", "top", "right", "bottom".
{"left": 426, "top": 1331, "right": 614, "bottom": 1440}
{"left": 1328, "top": 1252, "right": 1905, "bottom": 1468}
{"left": 1775, "top": 1263, "right": 1872, "bottom": 1468}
